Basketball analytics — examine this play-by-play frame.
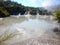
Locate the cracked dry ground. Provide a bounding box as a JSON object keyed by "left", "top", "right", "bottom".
{"left": 12, "top": 30, "right": 60, "bottom": 45}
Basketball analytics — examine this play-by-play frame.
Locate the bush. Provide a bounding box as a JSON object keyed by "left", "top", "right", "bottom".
{"left": 54, "top": 10, "right": 60, "bottom": 22}
{"left": 0, "top": 7, "right": 9, "bottom": 17}
{"left": 30, "top": 10, "right": 37, "bottom": 15}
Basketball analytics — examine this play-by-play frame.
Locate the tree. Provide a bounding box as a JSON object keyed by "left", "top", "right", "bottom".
{"left": 0, "top": 0, "right": 4, "bottom": 2}
{"left": 4, "top": 0, "right": 11, "bottom": 1}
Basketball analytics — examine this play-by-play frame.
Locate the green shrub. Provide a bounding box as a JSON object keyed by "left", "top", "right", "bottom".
{"left": 0, "top": 7, "right": 9, "bottom": 17}
{"left": 54, "top": 10, "right": 60, "bottom": 22}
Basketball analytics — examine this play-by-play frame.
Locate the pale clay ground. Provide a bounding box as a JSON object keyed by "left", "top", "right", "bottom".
{"left": 0, "top": 15, "right": 60, "bottom": 45}
{"left": 11, "top": 30, "right": 60, "bottom": 45}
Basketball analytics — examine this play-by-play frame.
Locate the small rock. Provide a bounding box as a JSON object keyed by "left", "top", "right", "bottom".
{"left": 53, "top": 27, "right": 60, "bottom": 32}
